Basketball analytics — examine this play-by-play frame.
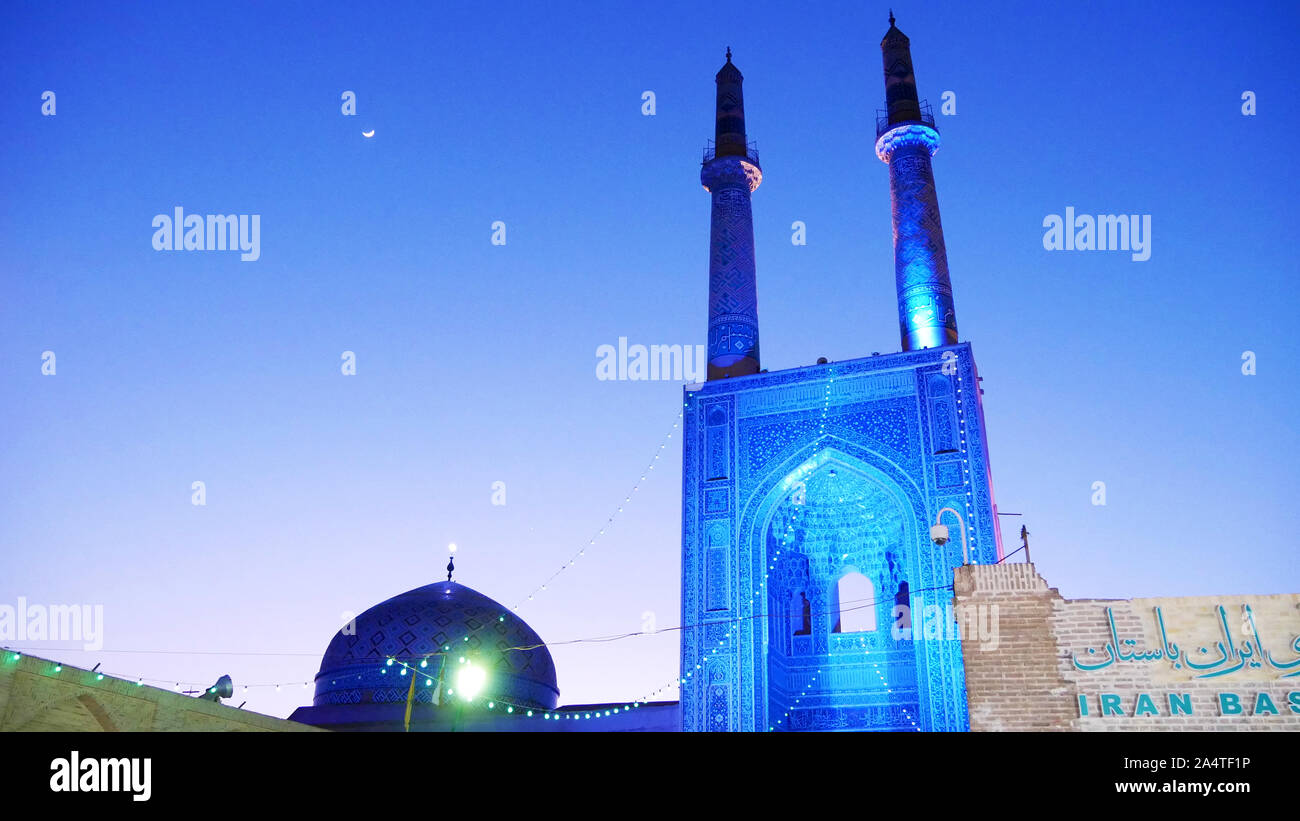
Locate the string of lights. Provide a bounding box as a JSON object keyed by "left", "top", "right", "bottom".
{"left": 2, "top": 370, "right": 973, "bottom": 716}
{"left": 378, "top": 345, "right": 980, "bottom": 728}
{"left": 775, "top": 635, "right": 922, "bottom": 731}
{"left": 768, "top": 367, "right": 837, "bottom": 729}
{"left": 952, "top": 365, "right": 981, "bottom": 557}
{"left": 772, "top": 632, "right": 920, "bottom": 731}
{"left": 0, "top": 650, "right": 316, "bottom": 693}
{"left": 684, "top": 365, "right": 841, "bottom": 727}
{"left": 0, "top": 408, "right": 692, "bottom": 700}
{"left": 761, "top": 501, "right": 809, "bottom": 728}
{"left": 511, "top": 406, "right": 684, "bottom": 611}
{"left": 382, "top": 653, "right": 652, "bottom": 722}
{"left": 654, "top": 494, "right": 809, "bottom": 710}
{"left": 0, "top": 587, "right": 926, "bottom": 660}
{"left": 0, "top": 581, "right": 952, "bottom": 697}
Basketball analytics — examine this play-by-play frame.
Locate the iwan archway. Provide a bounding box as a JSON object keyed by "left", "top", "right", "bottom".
{"left": 761, "top": 450, "right": 923, "bottom": 731}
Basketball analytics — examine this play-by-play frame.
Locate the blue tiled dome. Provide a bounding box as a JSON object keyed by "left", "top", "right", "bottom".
{"left": 314, "top": 581, "right": 559, "bottom": 710}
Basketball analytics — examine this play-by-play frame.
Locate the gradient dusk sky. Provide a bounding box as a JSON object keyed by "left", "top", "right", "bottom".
{"left": 2, "top": 0, "right": 1297, "bottom": 719}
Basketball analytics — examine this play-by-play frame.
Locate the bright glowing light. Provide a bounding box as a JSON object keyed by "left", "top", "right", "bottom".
{"left": 455, "top": 663, "right": 487, "bottom": 701}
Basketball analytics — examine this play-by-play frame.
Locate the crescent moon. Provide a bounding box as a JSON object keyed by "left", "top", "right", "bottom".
{"left": 362, "top": 130, "right": 375, "bottom": 138}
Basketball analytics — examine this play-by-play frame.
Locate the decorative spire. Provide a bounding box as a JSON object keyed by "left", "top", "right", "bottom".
{"left": 713, "top": 50, "right": 747, "bottom": 157}
{"left": 881, "top": 14, "right": 920, "bottom": 125}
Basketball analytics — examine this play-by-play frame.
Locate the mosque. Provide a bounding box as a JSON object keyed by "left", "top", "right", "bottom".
{"left": 7, "top": 17, "right": 1296, "bottom": 734}
{"left": 292, "top": 15, "right": 998, "bottom": 733}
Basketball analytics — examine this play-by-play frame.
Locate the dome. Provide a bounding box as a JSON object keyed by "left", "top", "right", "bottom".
{"left": 313, "top": 581, "right": 559, "bottom": 710}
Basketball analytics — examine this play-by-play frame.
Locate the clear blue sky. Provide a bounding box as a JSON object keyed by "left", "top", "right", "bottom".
{"left": 2, "top": 0, "right": 1296, "bottom": 719}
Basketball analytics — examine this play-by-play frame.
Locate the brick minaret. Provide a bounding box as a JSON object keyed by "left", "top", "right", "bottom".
{"left": 702, "top": 48, "right": 763, "bottom": 380}
{"left": 876, "top": 14, "right": 958, "bottom": 351}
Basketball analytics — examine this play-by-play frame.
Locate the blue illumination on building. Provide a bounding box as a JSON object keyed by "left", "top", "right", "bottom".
{"left": 680, "top": 347, "right": 1002, "bottom": 731}
{"left": 877, "top": 15, "right": 959, "bottom": 352}
{"left": 680, "top": 19, "right": 1002, "bottom": 731}
{"left": 877, "top": 121, "right": 957, "bottom": 352}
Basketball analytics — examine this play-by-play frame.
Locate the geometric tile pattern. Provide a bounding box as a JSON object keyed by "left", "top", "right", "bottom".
{"left": 313, "top": 581, "right": 560, "bottom": 710}
{"left": 878, "top": 124, "right": 958, "bottom": 351}
{"left": 680, "top": 344, "right": 1003, "bottom": 732}
{"left": 702, "top": 156, "right": 763, "bottom": 372}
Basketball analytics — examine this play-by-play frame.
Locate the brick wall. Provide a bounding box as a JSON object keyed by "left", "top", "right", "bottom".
{"left": 953, "top": 563, "right": 1075, "bottom": 730}
{"left": 954, "top": 564, "right": 1300, "bottom": 731}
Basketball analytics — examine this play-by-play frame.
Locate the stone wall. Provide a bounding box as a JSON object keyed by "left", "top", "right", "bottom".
{"left": 0, "top": 653, "right": 321, "bottom": 732}
{"left": 954, "top": 564, "right": 1300, "bottom": 731}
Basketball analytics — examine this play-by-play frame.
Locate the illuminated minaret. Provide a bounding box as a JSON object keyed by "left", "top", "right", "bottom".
{"left": 876, "top": 13, "right": 958, "bottom": 351}
{"left": 681, "top": 21, "right": 1001, "bottom": 736}
{"left": 702, "top": 48, "right": 763, "bottom": 380}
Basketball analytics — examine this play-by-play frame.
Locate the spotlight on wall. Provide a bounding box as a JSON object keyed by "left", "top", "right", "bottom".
{"left": 198, "top": 674, "right": 234, "bottom": 702}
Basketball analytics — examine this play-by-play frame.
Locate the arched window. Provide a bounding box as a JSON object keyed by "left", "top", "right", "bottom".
{"left": 835, "top": 572, "right": 876, "bottom": 632}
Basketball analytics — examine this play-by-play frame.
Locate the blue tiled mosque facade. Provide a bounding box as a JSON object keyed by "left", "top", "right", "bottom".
{"left": 680, "top": 18, "right": 1003, "bottom": 732}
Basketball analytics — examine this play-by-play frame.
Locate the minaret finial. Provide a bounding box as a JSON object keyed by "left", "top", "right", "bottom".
{"left": 889, "top": 9, "right": 895, "bottom": 26}
{"left": 725, "top": 46, "right": 731, "bottom": 63}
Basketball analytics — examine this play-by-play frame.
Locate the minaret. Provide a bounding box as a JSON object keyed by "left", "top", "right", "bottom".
{"left": 875, "top": 13, "right": 958, "bottom": 351}
{"left": 702, "top": 48, "right": 763, "bottom": 380}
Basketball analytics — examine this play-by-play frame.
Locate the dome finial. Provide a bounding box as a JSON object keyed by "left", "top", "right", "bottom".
{"left": 446, "top": 542, "right": 457, "bottom": 582}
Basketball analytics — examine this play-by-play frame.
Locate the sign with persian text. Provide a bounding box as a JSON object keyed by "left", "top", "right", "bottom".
{"left": 1065, "top": 597, "right": 1300, "bottom": 721}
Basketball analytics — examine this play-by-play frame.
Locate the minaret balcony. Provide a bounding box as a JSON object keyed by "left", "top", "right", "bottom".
{"left": 875, "top": 100, "right": 936, "bottom": 137}
{"left": 702, "top": 139, "right": 760, "bottom": 167}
